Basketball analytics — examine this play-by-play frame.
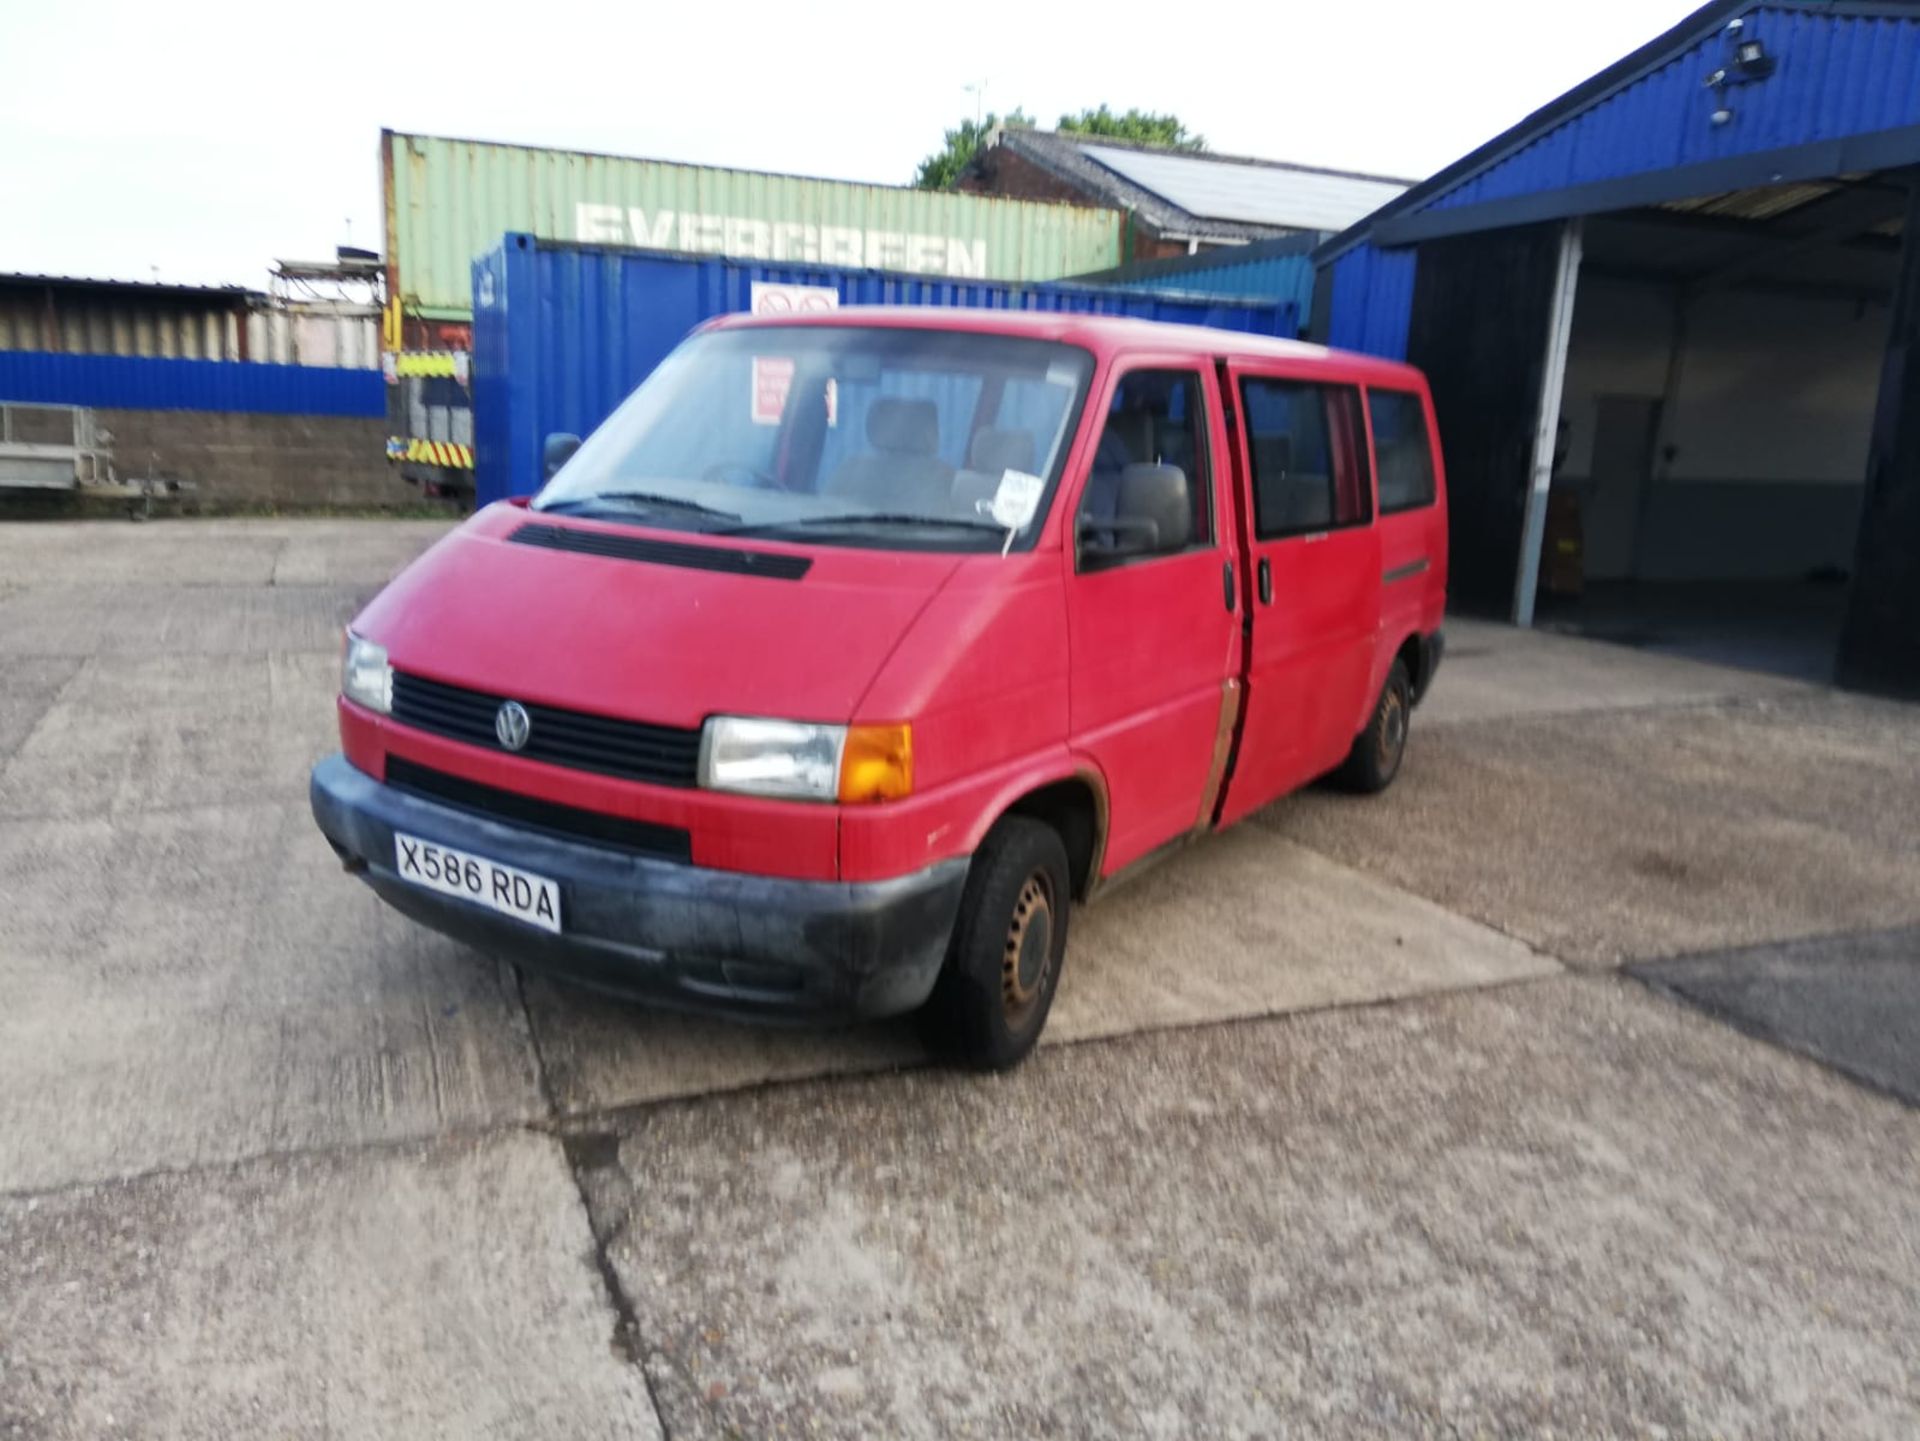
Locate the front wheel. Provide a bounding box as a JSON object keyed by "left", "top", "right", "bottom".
{"left": 1334, "top": 658, "right": 1413, "bottom": 794}
{"left": 919, "top": 816, "right": 1071, "bottom": 1071}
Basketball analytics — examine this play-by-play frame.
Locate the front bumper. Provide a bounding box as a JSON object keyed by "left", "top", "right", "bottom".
{"left": 309, "top": 754, "right": 968, "bottom": 1023}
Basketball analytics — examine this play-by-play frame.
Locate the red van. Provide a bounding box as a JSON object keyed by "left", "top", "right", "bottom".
{"left": 311, "top": 310, "right": 1446, "bottom": 1068}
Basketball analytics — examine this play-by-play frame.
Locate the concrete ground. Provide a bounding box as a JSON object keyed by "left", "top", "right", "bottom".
{"left": 1, "top": 520, "right": 1916, "bottom": 1438}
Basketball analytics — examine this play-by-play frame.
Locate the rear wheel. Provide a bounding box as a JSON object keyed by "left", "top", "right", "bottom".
{"left": 1334, "top": 658, "right": 1412, "bottom": 794}
{"left": 919, "top": 816, "right": 1071, "bottom": 1071}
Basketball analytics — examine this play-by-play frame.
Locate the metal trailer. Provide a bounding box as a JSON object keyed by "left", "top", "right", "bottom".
{"left": 470, "top": 233, "right": 1300, "bottom": 507}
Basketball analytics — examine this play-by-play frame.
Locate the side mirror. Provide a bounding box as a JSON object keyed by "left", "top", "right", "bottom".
{"left": 1077, "top": 517, "right": 1159, "bottom": 567}
{"left": 542, "top": 432, "right": 581, "bottom": 481}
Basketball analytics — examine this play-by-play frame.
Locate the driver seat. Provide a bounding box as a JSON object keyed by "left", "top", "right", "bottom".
{"left": 824, "top": 398, "right": 953, "bottom": 508}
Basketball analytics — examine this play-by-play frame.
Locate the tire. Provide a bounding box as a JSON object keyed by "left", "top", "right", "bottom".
{"left": 919, "top": 816, "right": 1071, "bottom": 1071}
{"left": 1334, "top": 658, "right": 1413, "bottom": 794}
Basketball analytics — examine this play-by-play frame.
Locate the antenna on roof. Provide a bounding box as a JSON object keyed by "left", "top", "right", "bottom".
{"left": 963, "top": 79, "right": 989, "bottom": 128}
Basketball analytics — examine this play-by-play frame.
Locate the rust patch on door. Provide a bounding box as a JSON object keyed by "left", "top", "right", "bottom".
{"left": 1193, "top": 677, "right": 1243, "bottom": 834}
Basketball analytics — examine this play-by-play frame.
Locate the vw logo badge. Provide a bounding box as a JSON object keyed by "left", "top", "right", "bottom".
{"left": 495, "top": 700, "right": 532, "bottom": 752}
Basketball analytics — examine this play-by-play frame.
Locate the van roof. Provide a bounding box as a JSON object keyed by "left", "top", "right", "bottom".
{"left": 707, "top": 306, "right": 1427, "bottom": 387}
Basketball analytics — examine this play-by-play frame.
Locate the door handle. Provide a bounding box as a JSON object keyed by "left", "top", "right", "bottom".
{"left": 1258, "top": 558, "right": 1273, "bottom": 605}
{"left": 1222, "top": 560, "right": 1236, "bottom": 612}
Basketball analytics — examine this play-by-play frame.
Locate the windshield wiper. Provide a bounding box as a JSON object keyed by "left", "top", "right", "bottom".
{"left": 720, "top": 512, "right": 1005, "bottom": 536}
{"left": 540, "top": 490, "right": 742, "bottom": 523}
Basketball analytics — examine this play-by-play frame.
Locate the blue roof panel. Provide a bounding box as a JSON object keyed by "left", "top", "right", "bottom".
{"left": 1427, "top": 5, "right": 1920, "bottom": 216}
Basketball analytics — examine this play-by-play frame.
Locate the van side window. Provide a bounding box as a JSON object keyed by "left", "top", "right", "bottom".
{"left": 1240, "top": 380, "right": 1371, "bottom": 539}
{"left": 1369, "top": 389, "right": 1437, "bottom": 513}
{"left": 1077, "top": 369, "right": 1212, "bottom": 562}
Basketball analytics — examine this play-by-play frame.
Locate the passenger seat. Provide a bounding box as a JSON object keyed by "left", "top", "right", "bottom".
{"left": 951, "top": 427, "right": 1038, "bottom": 515}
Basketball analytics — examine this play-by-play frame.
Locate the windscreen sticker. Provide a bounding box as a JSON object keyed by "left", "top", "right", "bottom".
{"left": 989, "top": 469, "right": 1045, "bottom": 532}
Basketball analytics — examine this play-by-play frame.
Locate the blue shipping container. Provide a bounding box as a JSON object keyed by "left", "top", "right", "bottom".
{"left": 472, "top": 234, "right": 1297, "bottom": 505}
{"left": 0, "top": 350, "right": 383, "bottom": 418}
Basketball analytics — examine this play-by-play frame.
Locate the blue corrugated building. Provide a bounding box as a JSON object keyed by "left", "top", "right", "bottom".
{"left": 1316, "top": 0, "right": 1920, "bottom": 696}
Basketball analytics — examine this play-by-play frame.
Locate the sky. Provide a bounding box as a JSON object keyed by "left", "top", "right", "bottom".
{"left": 1, "top": 0, "right": 1709, "bottom": 290}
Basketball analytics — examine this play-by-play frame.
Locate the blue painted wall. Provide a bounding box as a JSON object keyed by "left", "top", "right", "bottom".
{"left": 472, "top": 234, "right": 1299, "bottom": 505}
{"left": 0, "top": 351, "right": 383, "bottom": 417}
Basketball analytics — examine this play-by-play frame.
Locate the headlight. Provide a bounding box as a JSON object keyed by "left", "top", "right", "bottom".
{"left": 700, "top": 717, "right": 844, "bottom": 800}
{"left": 341, "top": 632, "right": 392, "bottom": 715}
{"left": 699, "top": 717, "right": 912, "bottom": 803}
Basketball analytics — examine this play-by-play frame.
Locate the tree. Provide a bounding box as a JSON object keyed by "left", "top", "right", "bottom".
{"left": 913, "top": 109, "right": 1034, "bottom": 191}
{"left": 912, "top": 104, "right": 1205, "bottom": 191}
{"left": 1057, "top": 106, "right": 1205, "bottom": 152}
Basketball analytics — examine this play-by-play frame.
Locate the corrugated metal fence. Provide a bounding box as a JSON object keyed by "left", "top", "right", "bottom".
{"left": 1, "top": 282, "right": 380, "bottom": 369}
{"left": 0, "top": 351, "right": 385, "bottom": 417}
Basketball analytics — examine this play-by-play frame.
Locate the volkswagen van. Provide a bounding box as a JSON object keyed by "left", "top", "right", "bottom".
{"left": 310, "top": 310, "right": 1447, "bottom": 1068}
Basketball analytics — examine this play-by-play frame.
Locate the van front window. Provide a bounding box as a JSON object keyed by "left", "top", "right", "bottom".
{"left": 533, "top": 326, "right": 1095, "bottom": 552}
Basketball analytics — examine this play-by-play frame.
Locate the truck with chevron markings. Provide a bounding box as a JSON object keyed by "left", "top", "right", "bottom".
{"left": 381, "top": 339, "right": 473, "bottom": 499}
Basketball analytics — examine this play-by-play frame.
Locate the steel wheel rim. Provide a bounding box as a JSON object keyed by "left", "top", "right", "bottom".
{"left": 1002, "top": 872, "right": 1055, "bottom": 1024}
{"left": 1378, "top": 688, "right": 1408, "bottom": 771}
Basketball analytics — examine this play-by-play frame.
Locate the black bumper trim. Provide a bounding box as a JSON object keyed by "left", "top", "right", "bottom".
{"left": 385, "top": 756, "right": 692, "bottom": 862}
{"left": 310, "top": 754, "right": 969, "bottom": 1023}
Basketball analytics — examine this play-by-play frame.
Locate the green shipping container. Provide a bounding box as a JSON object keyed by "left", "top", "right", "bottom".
{"left": 383, "top": 131, "right": 1127, "bottom": 322}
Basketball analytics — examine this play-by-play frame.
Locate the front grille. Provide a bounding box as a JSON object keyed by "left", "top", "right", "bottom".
{"left": 390, "top": 671, "right": 702, "bottom": 789}
{"left": 385, "top": 757, "right": 692, "bottom": 863}
{"left": 509, "top": 520, "right": 811, "bottom": 580}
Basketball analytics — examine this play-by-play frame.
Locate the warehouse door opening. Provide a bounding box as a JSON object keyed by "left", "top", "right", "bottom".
{"left": 1533, "top": 180, "right": 1904, "bottom": 683}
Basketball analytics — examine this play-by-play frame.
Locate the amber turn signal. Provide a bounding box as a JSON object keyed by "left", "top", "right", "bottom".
{"left": 838, "top": 724, "right": 913, "bottom": 803}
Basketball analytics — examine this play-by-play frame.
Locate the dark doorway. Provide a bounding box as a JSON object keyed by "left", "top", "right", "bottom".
{"left": 1527, "top": 183, "right": 1904, "bottom": 684}
{"left": 1404, "top": 222, "right": 1566, "bottom": 619}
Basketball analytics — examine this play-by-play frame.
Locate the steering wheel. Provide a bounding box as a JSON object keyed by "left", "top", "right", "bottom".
{"left": 702, "top": 461, "right": 786, "bottom": 492}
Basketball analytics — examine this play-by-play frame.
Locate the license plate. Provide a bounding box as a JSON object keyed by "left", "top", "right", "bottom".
{"left": 394, "top": 831, "right": 562, "bottom": 935}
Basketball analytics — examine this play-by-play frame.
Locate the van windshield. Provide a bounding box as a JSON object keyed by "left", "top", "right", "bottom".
{"left": 533, "top": 326, "right": 1095, "bottom": 552}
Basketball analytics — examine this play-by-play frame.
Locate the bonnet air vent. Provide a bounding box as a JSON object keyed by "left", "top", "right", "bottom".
{"left": 508, "top": 521, "right": 812, "bottom": 580}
